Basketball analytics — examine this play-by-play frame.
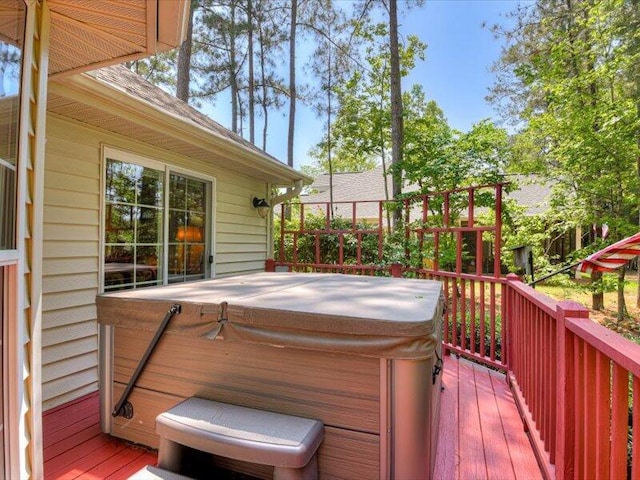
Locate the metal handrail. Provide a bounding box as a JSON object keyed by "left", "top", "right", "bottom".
{"left": 112, "top": 303, "right": 182, "bottom": 419}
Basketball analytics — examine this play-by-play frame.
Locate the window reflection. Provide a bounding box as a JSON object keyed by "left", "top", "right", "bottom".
{"left": 0, "top": 1, "right": 25, "bottom": 250}
{"left": 104, "top": 159, "right": 211, "bottom": 290}
{"left": 104, "top": 159, "right": 163, "bottom": 290}
{"left": 168, "top": 173, "right": 207, "bottom": 283}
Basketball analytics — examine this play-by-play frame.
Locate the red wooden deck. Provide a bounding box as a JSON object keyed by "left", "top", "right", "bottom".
{"left": 43, "top": 357, "right": 542, "bottom": 480}
{"left": 43, "top": 393, "right": 157, "bottom": 480}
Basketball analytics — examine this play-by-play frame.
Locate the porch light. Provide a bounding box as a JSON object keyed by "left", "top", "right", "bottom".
{"left": 252, "top": 197, "right": 270, "bottom": 218}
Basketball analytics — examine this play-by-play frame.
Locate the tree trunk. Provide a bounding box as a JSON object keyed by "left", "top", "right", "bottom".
{"left": 287, "top": 0, "right": 297, "bottom": 169}
{"left": 591, "top": 270, "right": 604, "bottom": 310}
{"left": 247, "top": 0, "right": 255, "bottom": 143}
{"left": 388, "top": 0, "right": 403, "bottom": 227}
{"left": 636, "top": 26, "right": 640, "bottom": 307}
{"left": 176, "top": 0, "right": 195, "bottom": 102}
{"left": 230, "top": 2, "right": 239, "bottom": 133}
{"left": 380, "top": 71, "right": 391, "bottom": 232}
{"left": 259, "top": 17, "right": 269, "bottom": 150}
{"left": 327, "top": 34, "right": 334, "bottom": 221}
{"left": 617, "top": 267, "right": 627, "bottom": 323}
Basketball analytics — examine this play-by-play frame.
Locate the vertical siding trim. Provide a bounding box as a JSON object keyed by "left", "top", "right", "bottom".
{"left": 14, "top": 1, "right": 50, "bottom": 478}
{"left": 26, "top": 1, "right": 49, "bottom": 477}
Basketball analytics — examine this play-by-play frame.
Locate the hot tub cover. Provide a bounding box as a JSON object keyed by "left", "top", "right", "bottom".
{"left": 96, "top": 272, "right": 443, "bottom": 359}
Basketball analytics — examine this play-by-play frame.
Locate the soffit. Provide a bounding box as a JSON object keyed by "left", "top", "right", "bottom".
{"left": 48, "top": 0, "right": 147, "bottom": 75}
{"left": 45, "top": 0, "right": 188, "bottom": 76}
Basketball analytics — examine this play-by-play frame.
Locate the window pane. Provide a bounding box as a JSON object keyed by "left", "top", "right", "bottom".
{"left": 168, "top": 244, "right": 184, "bottom": 278}
{"left": 169, "top": 210, "right": 185, "bottom": 242}
{"left": 0, "top": 167, "right": 15, "bottom": 250}
{"left": 138, "top": 168, "right": 163, "bottom": 207}
{"left": 168, "top": 173, "right": 209, "bottom": 283}
{"left": 187, "top": 179, "right": 206, "bottom": 212}
{"left": 105, "top": 204, "right": 136, "bottom": 244}
{"left": 185, "top": 244, "right": 204, "bottom": 275}
{"left": 170, "top": 174, "right": 186, "bottom": 209}
{"left": 104, "top": 159, "right": 163, "bottom": 290}
{"left": 136, "top": 246, "right": 160, "bottom": 284}
{"left": 0, "top": 1, "right": 25, "bottom": 251}
{"left": 105, "top": 160, "right": 137, "bottom": 204}
{"left": 104, "top": 245, "right": 134, "bottom": 288}
{"left": 138, "top": 207, "right": 162, "bottom": 243}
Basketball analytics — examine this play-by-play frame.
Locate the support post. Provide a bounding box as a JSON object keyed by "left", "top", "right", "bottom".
{"left": 265, "top": 258, "right": 276, "bottom": 272}
{"left": 555, "top": 300, "right": 589, "bottom": 480}
{"left": 504, "top": 273, "right": 521, "bottom": 373}
{"left": 390, "top": 263, "right": 402, "bottom": 278}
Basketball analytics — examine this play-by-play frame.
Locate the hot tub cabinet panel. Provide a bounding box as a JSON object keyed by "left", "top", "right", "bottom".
{"left": 97, "top": 273, "right": 443, "bottom": 480}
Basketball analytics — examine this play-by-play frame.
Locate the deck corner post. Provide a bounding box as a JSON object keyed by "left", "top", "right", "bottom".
{"left": 554, "top": 301, "right": 588, "bottom": 480}
{"left": 390, "top": 263, "right": 403, "bottom": 278}
{"left": 504, "top": 274, "right": 521, "bottom": 373}
{"left": 265, "top": 258, "right": 276, "bottom": 272}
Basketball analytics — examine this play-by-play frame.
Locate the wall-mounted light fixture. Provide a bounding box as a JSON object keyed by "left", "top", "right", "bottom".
{"left": 252, "top": 197, "right": 271, "bottom": 218}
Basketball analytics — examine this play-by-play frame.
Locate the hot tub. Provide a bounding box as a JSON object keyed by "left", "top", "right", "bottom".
{"left": 96, "top": 272, "right": 444, "bottom": 479}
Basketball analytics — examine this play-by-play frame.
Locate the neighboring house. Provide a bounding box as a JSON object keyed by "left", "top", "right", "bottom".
{"left": 0, "top": 3, "right": 307, "bottom": 478}
{"left": 302, "top": 167, "right": 552, "bottom": 220}
{"left": 300, "top": 164, "right": 407, "bottom": 221}
{"left": 301, "top": 167, "right": 593, "bottom": 265}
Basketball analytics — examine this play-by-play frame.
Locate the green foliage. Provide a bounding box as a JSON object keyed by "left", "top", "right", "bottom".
{"left": 490, "top": 0, "right": 640, "bottom": 246}
{"left": 308, "top": 22, "right": 426, "bottom": 174}
{"left": 126, "top": 52, "right": 177, "bottom": 90}
{"left": 402, "top": 118, "right": 511, "bottom": 196}
{"left": 274, "top": 212, "right": 382, "bottom": 266}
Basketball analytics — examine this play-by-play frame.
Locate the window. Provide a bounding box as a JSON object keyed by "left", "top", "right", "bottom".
{"left": 0, "top": 0, "right": 25, "bottom": 251}
{"left": 103, "top": 153, "right": 213, "bottom": 291}
{"left": 168, "top": 173, "right": 208, "bottom": 283}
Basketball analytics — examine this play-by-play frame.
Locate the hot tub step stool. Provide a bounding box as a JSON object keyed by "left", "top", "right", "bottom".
{"left": 156, "top": 397, "right": 324, "bottom": 480}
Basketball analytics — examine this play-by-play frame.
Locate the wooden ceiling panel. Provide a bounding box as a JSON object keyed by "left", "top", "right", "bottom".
{"left": 47, "top": 0, "right": 149, "bottom": 75}
{"left": 49, "top": 2, "right": 146, "bottom": 45}
{"left": 0, "top": 1, "right": 25, "bottom": 46}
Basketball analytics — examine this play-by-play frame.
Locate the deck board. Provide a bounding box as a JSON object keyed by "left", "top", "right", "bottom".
{"left": 43, "top": 394, "right": 157, "bottom": 480}
{"left": 433, "top": 356, "right": 543, "bottom": 480}
{"left": 43, "top": 356, "right": 542, "bottom": 479}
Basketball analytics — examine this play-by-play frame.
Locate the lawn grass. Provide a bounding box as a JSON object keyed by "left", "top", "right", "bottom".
{"left": 537, "top": 275, "right": 640, "bottom": 343}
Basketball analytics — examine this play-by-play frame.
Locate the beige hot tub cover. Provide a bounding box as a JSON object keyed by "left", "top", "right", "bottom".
{"left": 96, "top": 272, "right": 444, "bottom": 360}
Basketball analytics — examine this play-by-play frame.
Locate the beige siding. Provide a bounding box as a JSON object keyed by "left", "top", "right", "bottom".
{"left": 42, "top": 115, "right": 271, "bottom": 409}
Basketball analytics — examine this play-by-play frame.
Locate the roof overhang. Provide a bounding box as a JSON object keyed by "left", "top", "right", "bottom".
{"left": 46, "top": 0, "right": 190, "bottom": 77}
{"left": 47, "top": 73, "right": 311, "bottom": 186}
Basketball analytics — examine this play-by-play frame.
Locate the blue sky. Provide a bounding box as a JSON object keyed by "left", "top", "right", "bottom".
{"left": 206, "top": 0, "right": 522, "bottom": 171}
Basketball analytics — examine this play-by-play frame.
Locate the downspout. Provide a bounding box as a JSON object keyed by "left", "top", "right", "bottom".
{"left": 266, "top": 179, "right": 304, "bottom": 263}
{"left": 269, "top": 179, "right": 304, "bottom": 206}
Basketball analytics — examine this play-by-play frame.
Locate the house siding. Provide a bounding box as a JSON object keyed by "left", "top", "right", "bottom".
{"left": 42, "top": 115, "right": 270, "bottom": 410}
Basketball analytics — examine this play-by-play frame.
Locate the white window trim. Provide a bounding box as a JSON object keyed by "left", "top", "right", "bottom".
{"left": 0, "top": 252, "right": 19, "bottom": 266}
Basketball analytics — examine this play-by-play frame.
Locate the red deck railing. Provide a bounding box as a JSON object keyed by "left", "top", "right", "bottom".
{"left": 269, "top": 185, "right": 639, "bottom": 479}
{"left": 505, "top": 274, "right": 639, "bottom": 480}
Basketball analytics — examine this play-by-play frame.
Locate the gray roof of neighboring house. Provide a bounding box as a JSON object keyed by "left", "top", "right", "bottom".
{"left": 301, "top": 164, "right": 398, "bottom": 219}
{"left": 300, "top": 167, "right": 552, "bottom": 219}
{"left": 504, "top": 175, "right": 553, "bottom": 215}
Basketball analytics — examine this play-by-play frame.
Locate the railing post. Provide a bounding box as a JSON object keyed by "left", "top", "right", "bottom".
{"left": 504, "top": 273, "right": 521, "bottom": 373}
{"left": 390, "top": 263, "right": 402, "bottom": 278}
{"left": 265, "top": 258, "right": 275, "bottom": 272}
{"left": 555, "top": 300, "right": 589, "bottom": 480}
